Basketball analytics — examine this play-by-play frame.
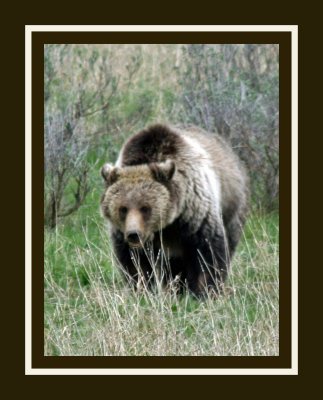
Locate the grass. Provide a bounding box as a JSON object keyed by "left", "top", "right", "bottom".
{"left": 44, "top": 183, "right": 279, "bottom": 356}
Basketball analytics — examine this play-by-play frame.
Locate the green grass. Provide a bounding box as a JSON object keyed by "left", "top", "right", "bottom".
{"left": 44, "top": 186, "right": 279, "bottom": 356}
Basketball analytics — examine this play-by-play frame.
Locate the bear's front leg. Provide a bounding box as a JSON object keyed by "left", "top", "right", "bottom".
{"left": 184, "top": 230, "right": 230, "bottom": 297}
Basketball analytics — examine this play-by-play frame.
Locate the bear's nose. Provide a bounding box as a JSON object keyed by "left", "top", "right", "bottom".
{"left": 126, "top": 231, "right": 141, "bottom": 245}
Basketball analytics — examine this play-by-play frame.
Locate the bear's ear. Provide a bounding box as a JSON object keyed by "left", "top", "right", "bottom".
{"left": 101, "top": 163, "right": 119, "bottom": 186}
{"left": 150, "top": 159, "right": 176, "bottom": 183}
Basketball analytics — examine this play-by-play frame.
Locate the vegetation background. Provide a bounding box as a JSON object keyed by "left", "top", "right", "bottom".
{"left": 44, "top": 44, "right": 279, "bottom": 356}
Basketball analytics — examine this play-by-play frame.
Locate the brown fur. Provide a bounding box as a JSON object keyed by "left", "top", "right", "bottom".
{"left": 100, "top": 124, "right": 248, "bottom": 296}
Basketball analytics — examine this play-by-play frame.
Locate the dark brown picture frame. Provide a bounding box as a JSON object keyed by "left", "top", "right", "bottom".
{"left": 29, "top": 29, "right": 292, "bottom": 371}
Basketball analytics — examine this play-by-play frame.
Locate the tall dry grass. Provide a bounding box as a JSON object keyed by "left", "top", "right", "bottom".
{"left": 44, "top": 213, "right": 279, "bottom": 356}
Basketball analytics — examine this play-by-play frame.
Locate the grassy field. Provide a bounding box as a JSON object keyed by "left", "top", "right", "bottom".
{"left": 44, "top": 180, "right": 279, "bottom": 356}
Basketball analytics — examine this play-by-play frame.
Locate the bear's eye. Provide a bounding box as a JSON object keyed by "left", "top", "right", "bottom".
{"left": 119, "top": 206, "right": 128, "bottom": 216}
{"left": 140, "top": 206, "right": 151, "bottom": 214}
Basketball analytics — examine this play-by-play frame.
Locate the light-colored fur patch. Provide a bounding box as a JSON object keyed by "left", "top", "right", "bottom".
{"left": 180, "top": 134, "right": 222, "bottom": 227}
{"left": 182, "top": 134, "right": 221, "bottom": 205}
{"left": 115, "top": 152, "right": 123, "bottom": 167}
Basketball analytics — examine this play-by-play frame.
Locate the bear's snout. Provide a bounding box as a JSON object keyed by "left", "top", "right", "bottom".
{"left": 125, "top": 231, "right": 142, "bottom": 247}
{"left": 125, "top": 209, "right": 145, "bottom": 247}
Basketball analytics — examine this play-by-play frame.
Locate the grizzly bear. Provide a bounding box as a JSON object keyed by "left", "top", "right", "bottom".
{"left": 100, "top": 124, "right": 248, "bottom": 296}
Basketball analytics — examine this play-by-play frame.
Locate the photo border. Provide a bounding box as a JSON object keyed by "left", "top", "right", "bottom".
{"left": 25, "top": 25, "right": 297, "bottom": 375}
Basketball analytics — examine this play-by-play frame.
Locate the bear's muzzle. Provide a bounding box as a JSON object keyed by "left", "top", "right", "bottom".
{"left": 126, "top": 231, "right": 142, "bottom": 248}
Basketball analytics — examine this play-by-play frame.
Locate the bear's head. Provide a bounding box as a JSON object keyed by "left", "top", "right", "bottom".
{"left": 100, "top": 160, "right": 176, "bottom": 248}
